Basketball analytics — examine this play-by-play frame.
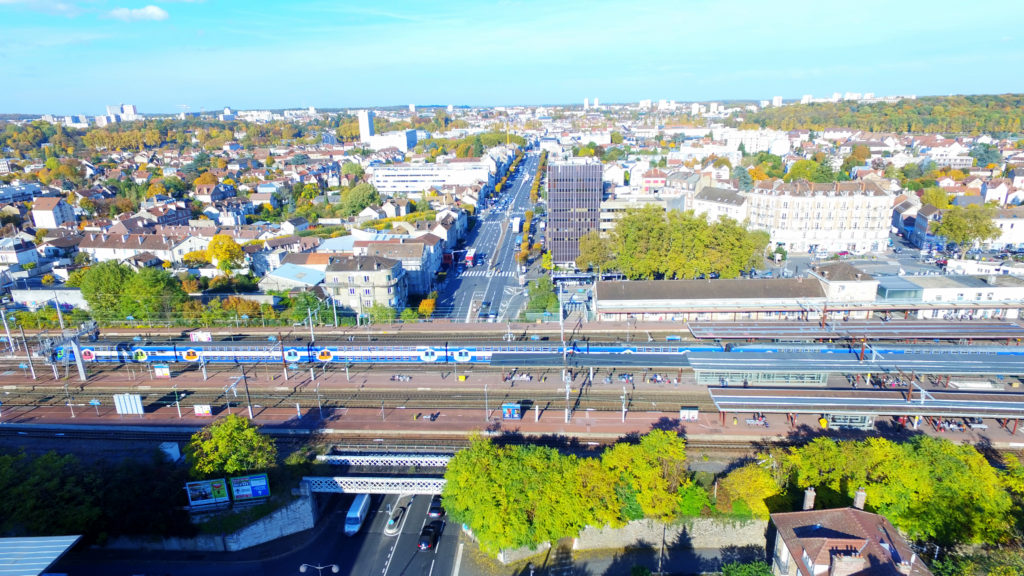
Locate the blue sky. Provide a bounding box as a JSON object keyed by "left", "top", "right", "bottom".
{"left": 0, "top": 0, "right": 1021, "bottom": 114}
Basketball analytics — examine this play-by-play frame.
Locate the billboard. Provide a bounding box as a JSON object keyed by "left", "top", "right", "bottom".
{"left": 501, "top": 403, "right": 522, "bottom": 420}
{"left": 186, "top": 478, "right": 230, "bottom": 506}
{"left": 230, "top": 473, "right": 271, "bottom": 501}
{"left": 154, "top": 364, "right": 171, "bottom": 378}
{"left": 190, "top": 331, "right": 213, "bottom": 342}
{"left": 193, "top": 404, "right": 213, "bottom": 417}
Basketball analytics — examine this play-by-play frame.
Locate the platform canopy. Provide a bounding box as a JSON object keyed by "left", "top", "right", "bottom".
{"left": 0, "top": 535, "right": 80, "bottom": 576}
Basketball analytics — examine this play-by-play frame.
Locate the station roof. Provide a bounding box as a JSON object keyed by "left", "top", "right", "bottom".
{"left": 709, "top": 388, "right": 1024, "bottom": 419}
{"left": 687, "top": 351, "right": 1024, "bottom": 376}
{"left": 0, "top": 535, "right": 80, "bottom": 576}
{"left": 687, "top": 320, "right": 1024, "bottom": 341}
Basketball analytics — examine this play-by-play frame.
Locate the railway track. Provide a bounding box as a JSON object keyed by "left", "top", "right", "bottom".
{"left": 0, "top": 386, "right": 718, "bottom": 413}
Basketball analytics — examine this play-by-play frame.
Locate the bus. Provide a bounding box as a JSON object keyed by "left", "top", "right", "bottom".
{"left": 465, "top": 248, "right": 477, "bottom": 267}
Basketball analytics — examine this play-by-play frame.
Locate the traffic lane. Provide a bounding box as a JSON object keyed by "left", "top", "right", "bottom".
{"left": 386, "top": 495, "right": 452, "bottom": 576}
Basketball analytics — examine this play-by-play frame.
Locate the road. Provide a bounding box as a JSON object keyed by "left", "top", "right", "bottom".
{"left": 438, "top": 151, "right": 540, "bottom": 323}
{"left": 53, "top": 494, "right": 459, "bottom": 576}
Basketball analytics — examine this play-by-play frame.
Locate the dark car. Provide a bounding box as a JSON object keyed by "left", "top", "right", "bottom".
{"left": 428, "top": 494, "right": 445, "bottom": 517}
{"left": 418, "top": 520, "right": 444, "bottom": 550}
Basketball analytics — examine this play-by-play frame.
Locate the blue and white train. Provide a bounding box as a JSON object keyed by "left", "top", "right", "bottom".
{"left": 53, "top": 339, "right": 1024, "bottom": 365}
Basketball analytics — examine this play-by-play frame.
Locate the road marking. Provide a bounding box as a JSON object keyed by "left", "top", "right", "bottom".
{"left": 429, "top": 559, "right": 436, "bottom": 576}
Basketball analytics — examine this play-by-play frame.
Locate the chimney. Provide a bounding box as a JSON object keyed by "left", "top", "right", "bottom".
{"left": 803, "top": 487, "right": 816, "bottom": 510}
{"left": 855, "top": 273, "right": 862, "bottom": 280}
{"left": 853, "top": 487, "right": 867, "bottom": 509}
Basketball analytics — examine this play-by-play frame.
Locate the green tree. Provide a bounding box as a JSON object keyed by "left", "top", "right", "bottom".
{"left": 576, "top": 230, "right": 613, "bottom": 272}
{"left": 610, "top": 131, "right": 624, "bottom": 144}
{"left": 784, "top": 160, "right": 822, "bottom": 182}
{"left": 400, "top": 307, "right": 419, "bottom": 322}
{"left": 185, "top": 414, "right": 277, "bottom": 477}
{"left": 123, "top": 268, "right": 186, "bottom": 322}
{"left": 340, "top": 183, "right": 380, "bottom": 217}
{"left": 732, "top": 166, "right": 753, "bottom": 191}
{"left": 366, "top": 302, "right": 396, "bottom": 324}
{"left": 79, "top": 261, "right": 133, "bottom": 319}
{"left": 341, "top": 161, "right": 365, "bottom": 179}
{"left": 969, "top": 143, "right": 1002, "bottom": 168}
{"left": 524, "top": 276, "right": 559, "bottom": 314}
{"left": 721, "top": 561, "right": 773, "bottom": 576}
{"left": 934, "top": 204, "right": 1001, "bottom": 256}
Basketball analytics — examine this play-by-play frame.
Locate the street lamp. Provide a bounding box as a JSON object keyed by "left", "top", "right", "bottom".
{"left": 299, "top": 564, "right": 339, "bottom": 576}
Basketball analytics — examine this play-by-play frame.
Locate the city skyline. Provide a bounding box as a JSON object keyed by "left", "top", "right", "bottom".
{"left": 0, "top": 0, "right": 1022, "bottom": 114}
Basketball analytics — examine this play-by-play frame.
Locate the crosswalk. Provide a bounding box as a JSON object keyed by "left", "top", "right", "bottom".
{"left": 457, "top": 269, "right": 517, "bottom": 278}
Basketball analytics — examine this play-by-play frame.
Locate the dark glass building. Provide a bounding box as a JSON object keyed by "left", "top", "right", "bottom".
{"left": 546, "top": 158, "right": 602, "bottom": 267}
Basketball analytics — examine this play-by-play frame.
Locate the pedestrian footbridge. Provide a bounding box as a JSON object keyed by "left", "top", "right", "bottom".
{"left": 303, "top": 452, "right": 450, "bottom": 494}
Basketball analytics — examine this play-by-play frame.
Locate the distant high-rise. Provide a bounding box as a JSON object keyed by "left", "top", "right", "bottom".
{"left": 358, "top": 110, "right": 375, "bottom": 142}
{"left": 547, "top": 158, "right": 602, "bottom": 268}
{"left": 409, "top": 103, "right": 416, "bottom": 113}
{"left": 593, "top": 98, "right": 599, "bottom": 108}
{"left": 447, "top": 104, "right": 454, "bottom": 113}
{"left": 583, "top": 98, "right": 589, "bottom": 110}
{"left": 772, "top": 96, "right": 783, "bottom": 107}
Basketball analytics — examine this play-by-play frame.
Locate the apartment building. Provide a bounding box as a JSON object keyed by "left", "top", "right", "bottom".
{"left": 370, "top": 162, "right": 493, "bottom": 197}
{"left": 324, "top": 255, "right": 408, "bottom": 313}
{"left": 746, "top": 180, "right": 893, "bottom": 254}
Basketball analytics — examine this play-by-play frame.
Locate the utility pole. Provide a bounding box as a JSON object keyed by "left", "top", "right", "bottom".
{"left": 307, "top": 308, "right": 315, "bottom": 343}
{"left": 240, "top": 365, "right": 254, "bottom": 419}
{"left": 332, "top": 296, "right": 338, "bottom": 327}
{"left": 1, "top": 308, "right": 13, "bottom": 353}
{"left": 621, "top": 386, "right": 627, "bottom": 423}
{"left": 52, "top": 292, "right": 65, "bottom": 330}
{"left": 19, "top": 325, "right": 35, "bottom": 380}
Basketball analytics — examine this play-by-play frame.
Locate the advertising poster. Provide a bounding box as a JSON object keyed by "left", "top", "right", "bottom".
{"left": 230, "top": 474, "right": 271, "bottom": 501}
{"left": 154, "top": 364, "right": 171, "bottom": 378}
{"left": 186, "top": 479, "right": 230, "bottom": 506}
{"left": 194, "top": 404, "right": 213, "bottom": 417}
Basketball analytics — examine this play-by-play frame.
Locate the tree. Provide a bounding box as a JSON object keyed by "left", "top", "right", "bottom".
{"left": 784, "top": 160, "right": 822, "bottom": 182}
{"left": 341, "top": 161, "right": 365, "bottom": 179}
{"left": 417, "top": 298, "right": 436, "bottom": 317}
{"left": 719, "top": 463, "right": 780, "bottom": 519}
{"left": 576, "top": 230, "right": 613, "bottom": 272}
{"left": 206, "top": 234, "right": 243, "bottom": 269}
{"left": 610, "top": 131, "right": 624, "bottom": 144}
{"left": 122, "top": 268, "right": 186, "bottom": 322}
{"left": 969, "top": 143, "right": 1002, "bottom": 168}
{"left": 601, "top": 430, "right": 690, "bottom": 521}
{"left": 146, "top": 181, "right": 167, "bottom": 198}
{"left": 194, "top": 171, "right": 218, "bottom": 186}
{"left": 185, "top": 414, "right": 277, "bottom": 477}
{"left": 921, "top": 187, "right": 951, "bottom": 209}
{"left": 732, "top": 166, "right": 753, "bottom": 191}
{"left": 340, "top": 183, "right": 380, "bottom": 217}
{"left": 41, "top": 274, "right": 55, "bottom": 286}
{"left": 541, "top": 251, "right": 553, "bottom": 271}
{"left": 934, "top": 204, "right": 1001, "bottom": 256}
{"left": 367, "top": 302, "right": 396, "bottom": 324}
{"left": 79, "top": 261, "right": 133, "bottom": 319}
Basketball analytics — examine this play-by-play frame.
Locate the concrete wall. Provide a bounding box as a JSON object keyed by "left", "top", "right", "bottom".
{"left": 107, "top": 488, "right": 317, "bottom": 552}
{"left": 574, "top": 518, "right": 767, "bottom": 551}
{"left": 496, "top": 518, "right": 767, "bottom": 565}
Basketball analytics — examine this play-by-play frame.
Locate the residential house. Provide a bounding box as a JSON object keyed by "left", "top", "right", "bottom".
{"left": 193, "top": 184, "right": 236, "bottom": 204}
{"left": 353, "top": 238, "right": 439, "bottom": 295}
{"left": 690, "top": 186, "right": 747, "bottom": 223}
{"left": 770, "top": 490, "right": 932, "bottom": 576}
{"left": 911, "top": 204, "right": 943, "bottom": 248}
{"left": 324, "top": 255, "right": 407, "bottom": 312}
{"left": 32, "top": 197, "right": 76, "bottom": 229}
{"left": 641, "top": 168, "right": 667, "bottom": 193}
{"left": 281, "top": 217, "right": 309, "bottom": 235}
{"left": 37, "top": 235, "right": 81, "bottom": 266}
{"left": 0, "top": 237, "right": 40, "bottom": 268}
{"left": 382, "top": 198, "right": 410, "bottom": 219}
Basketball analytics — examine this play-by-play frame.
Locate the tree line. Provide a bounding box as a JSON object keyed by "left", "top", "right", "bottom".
{"left": 575, "top": 205, "right": 769, "bottom": 279}
{"left": 743, "top": 94, "right": 1024, "bottom": 135}
{"left": 445, "top": 432, "right": 1024, "bottom": 560}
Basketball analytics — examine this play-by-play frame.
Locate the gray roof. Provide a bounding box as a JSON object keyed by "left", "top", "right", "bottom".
{"left": 810, "top": 262, "right": 874, "bottom": 282}
{"left": 694, "top": 186, "right": 745, "bottom": 206}
{"left": 326, "top": 255, "right": 400, "bottom": 272}
{"left": 596, "top": 278, "right": 824, "bottom": 302}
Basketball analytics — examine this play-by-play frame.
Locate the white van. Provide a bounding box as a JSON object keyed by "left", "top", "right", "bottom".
{"left": 344, "top": 494, "right": 371, "bottom": 536}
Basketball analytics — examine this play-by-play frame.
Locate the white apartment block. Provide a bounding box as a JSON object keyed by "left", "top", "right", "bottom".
{"left": 370, "top": 162, "right": 494, "bottom": 197}
{"left": 746, "top": 180, "right": 894, "bottom": 254}
{"left": 691, "top": 187, "right": 747, "bottom": 223}
{"left": 599, "top": 196, "right": 668, "bottom": 235}
{"left": 710, "top": 127, "right": 791, "bottom": 155}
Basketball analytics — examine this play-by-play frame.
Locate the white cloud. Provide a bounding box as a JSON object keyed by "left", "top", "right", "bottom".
{"left": 109, "top": 5, "right": 168, "bottom": 21}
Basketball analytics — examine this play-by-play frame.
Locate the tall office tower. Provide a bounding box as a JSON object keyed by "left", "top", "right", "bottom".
{"left": 583, "top": 98, "right": 589, "bottom": 110}
{"left": 593, "top": 98, "right": 599, "bottom": 108}
{"left": 358, "top": 110, "right": 375, "bottom": 141}
{"left": 547, "top": 158, "right": 602, "bottom": 267}
{"left": 409, "top": 103, "right": 416, "bottom": 113}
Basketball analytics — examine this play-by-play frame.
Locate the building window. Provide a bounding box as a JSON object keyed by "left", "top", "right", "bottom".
{"left": 348, "top": 288, "right": 355, "bottom": 295}
{"left": 364, "top": 288, "right": 371, "bottom": 295}
{"left": 957, "top": 293, "right": 964, "bottom": 301}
